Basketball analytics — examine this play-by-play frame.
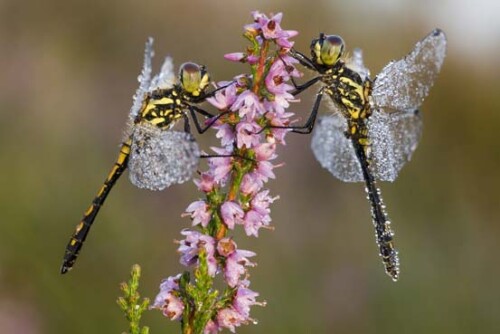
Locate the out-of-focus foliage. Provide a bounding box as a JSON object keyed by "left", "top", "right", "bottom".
{"left": 0, "top": 1, "right": 499, "bottom": 333}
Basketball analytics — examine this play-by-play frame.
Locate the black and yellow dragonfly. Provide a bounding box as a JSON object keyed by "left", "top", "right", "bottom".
{"left": 281, "top": 30, "right": 446, "bottom": 281}
{"left": 61, "top": 38, "right": 225, "bottom": 273}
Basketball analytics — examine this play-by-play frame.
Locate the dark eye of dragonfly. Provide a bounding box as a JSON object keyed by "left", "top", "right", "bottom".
{"left": 179, "top": 62, "right": 210, "bottom": 97}
{"left": 311, "top": 33, "right": 345, "bottom": 66}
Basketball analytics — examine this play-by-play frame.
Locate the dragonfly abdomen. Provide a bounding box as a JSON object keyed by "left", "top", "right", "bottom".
{"left": 352, "top": 137, "right": 400, "bottom": 281}
{"left": 60, "top": 140, "right": 131, "bottom": 274}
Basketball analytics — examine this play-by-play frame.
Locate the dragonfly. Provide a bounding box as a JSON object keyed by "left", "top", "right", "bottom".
{"left": 280, "top": 29, "right": 446, "bottom": 281}
{"left": 61, "top": 38, "right": 227, "bottom": 274}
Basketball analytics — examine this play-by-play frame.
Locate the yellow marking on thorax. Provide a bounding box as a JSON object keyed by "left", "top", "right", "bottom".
{"left": 141, "top": 104, "right": 156, "bottom": 117}
{"left": 340, "top": 77, "right": 364, "bottom": 99}
{"left": 152, "top": 97, "right": 174, "bottom": 105}
{"left": 149, "top": 117, "right": 167, "bottom": 125}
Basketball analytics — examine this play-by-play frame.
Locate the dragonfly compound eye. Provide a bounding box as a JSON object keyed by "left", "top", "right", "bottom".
{"left": 179, "top": 62, "right": 210, "bottom": 96}
{"left": 311, "top": 34, "right": 345, "bottom": 66}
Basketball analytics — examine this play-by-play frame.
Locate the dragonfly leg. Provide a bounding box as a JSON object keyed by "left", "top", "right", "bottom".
{"left": 257, "top": 88, "right": 325, "bottom": 135}
{"left": 189, "top": 106, "right": 231, "bottom": 134}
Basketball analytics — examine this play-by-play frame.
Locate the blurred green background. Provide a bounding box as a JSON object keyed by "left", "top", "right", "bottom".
{"left": 1, "top": 0, "right": 499, "bottom": 333}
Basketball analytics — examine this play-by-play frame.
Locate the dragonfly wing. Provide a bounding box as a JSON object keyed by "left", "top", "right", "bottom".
{"left": 368, "top": 108, "right": 423, "bottom": 181}
{"left": 371, "top": 29, "right": 446, "bottom": 113}
{"left": 150, "top": 56, "right": 176, "bottom": 91}
{"left": 129, "top": 38, "right": 154, "bottom": 121}
{"left": 311, "top": 111, "right": 364, "bottom": 182}
{"left": 345, "top": 48, "right": 370, "bottom": 81}
{"left": 129, "top": 124, "right": 200, "bottom": 191}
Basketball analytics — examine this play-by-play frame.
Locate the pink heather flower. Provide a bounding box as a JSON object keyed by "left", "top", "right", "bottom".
{"left": 152, "top": 275, "right": 180, "bottom": 307}
{"left": 254, "top": 160, "right": 277, "bottom": 183}
{"left": 254, "top": 142, "right": 276, "bottom": 161}
{"left": 243, "top": 209, "right": 264, "bottom": 237}
{"left": 178, "top": 230, "right": 217, "bottom": 276}
{"left": 247, "top": 54, "right": 259, "bottom": 64}
{"left": 231, "top": 90, "right": 265, "bottom": 120}
{"left": 204, "top": 320, "right": 220, "bottom": 334}
{"left": 224, "top": 52, "right": 246, "bottom": 62}
{"left": 270, "top": 54, "right": 302, "bottom": 81}
{"left": 207, "top": 81, "right": 237, "bottom": 110}
{"left": 208, "top": 147, "right": 233, "bottom": 183}
{"left": 213, "top": 123, "right": 235, "bottom": 147}
{"left": 264, "top": 110, "right": 295, "bottom": 144}
{"left": 194, "top": 172, "right": 216, "bottom": 193}
{"left": 220, "top": 201, "right": 244, "bottom": 229}
{"left": 152, "top": 274, "right": 184, "bottom": 321}
{"left": 160, "top": 293, "right": 184, "bottom": 320}
{"left": 265, "top": 62, "right": 295, "bottom": 96}
{"left": 246, "top": 11, "right": 298, "bottom": 48}
{"left": 217, "top": 307, "right": 246, "bottom": 333}
{"left": 224, "top": 247, "right": 256, "bottom": 287}
{"left": 260, "top": 12, "right": 285, "bottom": 39}
{"left": 216, "top": 237, "right": 237, "bottom": 257}
{"left": 217, "top": 238, "right": 256, "bottom": 287}
{"left": 233, "top": 280, "right": 261, "bottom": 319}
{"left": 263, "top": 97, "right": 289, "bottom": 117}
{"left": 251, "top": 190, "right": 278, "bottom": 217}
{"left": 240, "top": 173, "right": 261, "bottom": 196}
{"left": 235, "top": 121, "right": 261, "bottom": 149}
{"left": 185, "top": 201, "right": 211, "bottom": 227}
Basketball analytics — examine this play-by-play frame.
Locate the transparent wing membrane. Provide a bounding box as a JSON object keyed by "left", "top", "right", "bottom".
{"left": 312, "top": 110, "right": 422, "bottom": 183}
{"left": 372, "top": 29, "right": 447, "bottom": 112}
{"left": 130, "top": 37, "right": 154, "bottom": 121}
{"left": 345, "top": 48, "right": 370, "bottom": 81}
{"left": 128, "top": 125, "right": 200, "bottom": 191}
{"left": 311, "top": 113, "right": 364, "bottom": 182}
{"left": 368, "top": 109, "right": 422, "bottom": 181}
{"left": 150, "top": 56, "right": 176, "bottom": 91}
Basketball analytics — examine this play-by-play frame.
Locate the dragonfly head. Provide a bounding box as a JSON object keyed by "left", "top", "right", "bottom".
{"left": 311, "top": 33, "right": 345, "bottom": 67}
{"left": 179, "top": 62, "right": 210, "bottom": 97}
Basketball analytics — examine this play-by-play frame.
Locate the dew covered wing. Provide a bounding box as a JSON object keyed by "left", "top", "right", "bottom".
{"left": 371, "top": 29, "right": 447, "bottom": 113}
{"left": 129, "top": 38, "right": 177, "bottom": 123}
{"left": 368, "top": 109, "right": 423, "bottom": 181}
{"left": 128, "top": 125, "right": 200, "bottom": 191}
{"left": 311, "top": 114, "right": 364, "bottom": 182}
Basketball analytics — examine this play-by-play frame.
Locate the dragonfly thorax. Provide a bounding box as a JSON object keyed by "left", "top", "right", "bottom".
{"left": 323, "top": 62, "right": 373, "bottom": 122}
{"left": 138, "top": 87, "right": 186, "bottom": 129}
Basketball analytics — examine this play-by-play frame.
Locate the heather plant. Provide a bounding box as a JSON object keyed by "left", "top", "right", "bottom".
{"left": 146, "top": 11, "right": 301, "bottom": 333}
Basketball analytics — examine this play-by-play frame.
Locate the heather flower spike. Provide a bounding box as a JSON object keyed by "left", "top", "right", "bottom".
{"left": 152, "top": 11, "right": 301, "bottom": 333}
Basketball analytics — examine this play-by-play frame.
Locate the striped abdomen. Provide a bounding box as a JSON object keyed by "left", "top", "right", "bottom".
{"left": 60, "top": 139, "right": 131, "bottom": 273}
